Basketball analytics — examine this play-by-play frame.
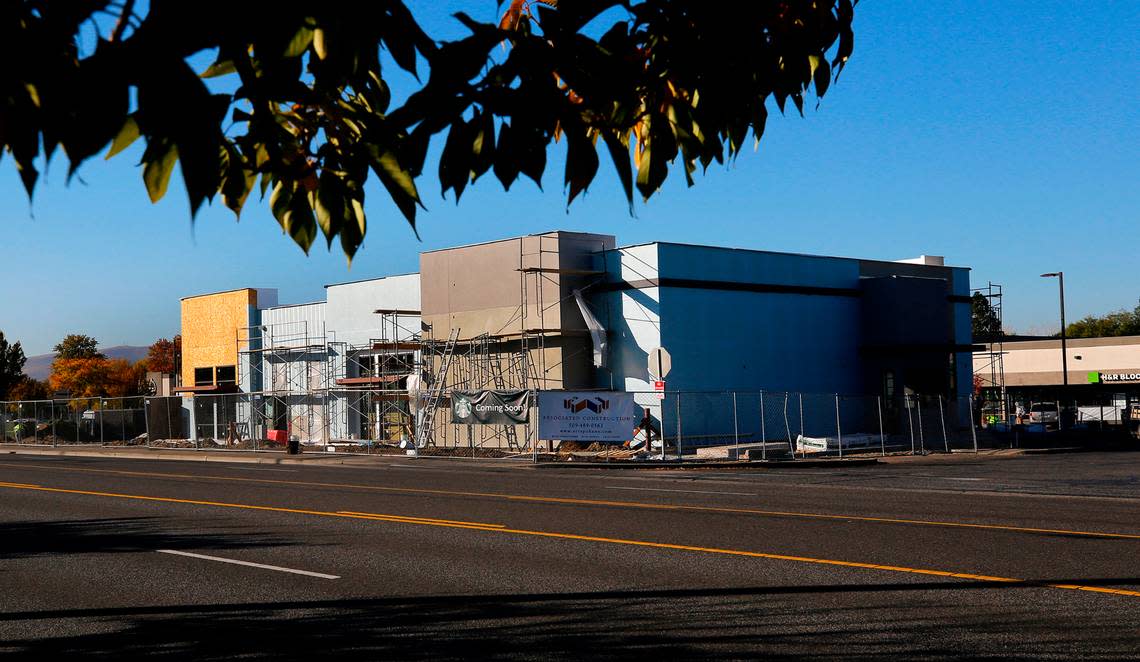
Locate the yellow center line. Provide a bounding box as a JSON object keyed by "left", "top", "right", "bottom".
{"left": 0, "top": 461, "right": 1137, "bottom": 540}
{"left": 336, "top": 511, "right": 505, "bottom": 528}
{"left": 0, "top": 481, "right": 1137, "bottom": 599}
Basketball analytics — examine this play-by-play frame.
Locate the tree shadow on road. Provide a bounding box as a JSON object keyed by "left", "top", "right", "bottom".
{"left": 1, "top": 580, "right": 1138, "bottom": 660}
{"left": 0, "top": 517, "right": 296, "bottom": 559}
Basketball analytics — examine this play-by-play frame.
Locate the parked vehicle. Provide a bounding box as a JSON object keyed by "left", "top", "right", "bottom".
{"left": 1028, "top": 402, "right": 1059, "bottom": 427}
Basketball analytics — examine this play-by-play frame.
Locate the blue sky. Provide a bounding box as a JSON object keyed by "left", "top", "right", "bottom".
{"left": 2, "top": 1, "right": 1137, "bottom": 355}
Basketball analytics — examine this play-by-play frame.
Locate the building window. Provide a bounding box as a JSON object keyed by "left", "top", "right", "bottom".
{"left": 883, "top": 370, "right": 896, "bottom": 400}
{"left": 215, "top": 365, "right": 237, "bottom": 385}
{"left": 194, "top": 367, "right": 214, "bottom": 386}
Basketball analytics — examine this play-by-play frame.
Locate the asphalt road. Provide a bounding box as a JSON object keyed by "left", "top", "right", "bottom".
{"left": 1, "top": 451, "right": 1138, "bottom": 659}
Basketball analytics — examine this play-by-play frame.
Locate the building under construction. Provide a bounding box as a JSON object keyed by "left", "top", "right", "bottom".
{"left": 176, "top": 231, "right": 975, "bottom": 449}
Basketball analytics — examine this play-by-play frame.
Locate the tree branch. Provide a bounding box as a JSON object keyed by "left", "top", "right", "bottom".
{"left": 110, "top": 0, "right": 136, "bottom": 43}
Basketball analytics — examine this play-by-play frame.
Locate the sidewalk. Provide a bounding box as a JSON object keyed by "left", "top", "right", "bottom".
{"left": 0, "top": 444, "right": 380, "bottom": 466}
{"left": 0, "top": 443, "right": 883, "bottom": 469}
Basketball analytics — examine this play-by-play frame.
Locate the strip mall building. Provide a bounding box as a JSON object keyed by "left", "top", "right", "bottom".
{"left": 974, "top": 336, "right": 1140, "bottom": 422}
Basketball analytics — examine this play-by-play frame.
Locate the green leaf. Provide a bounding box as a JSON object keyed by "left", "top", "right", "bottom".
{"left": 370, "top": 148, "right": 423, "bottom": 231}
{"left": 270, "top": 179, "right": 316, "bottom": 253}
{"left": 469, "top": 110, "right": 495, "bottom": 182}
{"left": 313, "top": 171, "right": 346, "bottom": 248}
{"left": 143, "top": 143, "right": 179, "bottom": 203}
{"left": 813, "top": 57, "right": 831, "bottom": 98}
{"left": 284, "top": 25, "right": 315, "bottom": 58}
{"left": 438, "top": 119, "right": 472, "bottom": 202}
{"left": 564, "top": 122, "right": 599, "bottom": 205}
{"left": 601, "top": 131, "right": 633, "bottom": 212}
{"left": 493, "top": 122, "right": 521, "bottom": 190}
{"left": 201, "top": 60, "right": 236, "bottom": 78}
{"left": 340, "top": 194, "right": 367, "bottom": 265}
{"left": 312, "top": 28, "right": 328, "bottom": 60}
{"left": 220, "top": 144, "right": 256, "bottom": 217}
{"left": 105, "top": 115, "right": 140, "bottom": 159}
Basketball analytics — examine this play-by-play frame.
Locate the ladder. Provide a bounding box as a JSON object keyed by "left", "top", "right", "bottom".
{"left": 489, "top": 353, "right": 522, "bottom": 451}
{"left": 414, "top": 328, "right": 459, "bottom": 451}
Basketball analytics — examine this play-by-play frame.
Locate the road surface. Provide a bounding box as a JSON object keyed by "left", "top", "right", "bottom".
{"left": 1, "top": 452, "right": 1138, "bottom": 659}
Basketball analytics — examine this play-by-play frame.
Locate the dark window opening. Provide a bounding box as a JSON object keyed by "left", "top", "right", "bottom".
{"left": 194, "top": 367, "right": 214, "bottom": 386}
{"left": 215, "top": 365, "right": 237, "bottom": 385}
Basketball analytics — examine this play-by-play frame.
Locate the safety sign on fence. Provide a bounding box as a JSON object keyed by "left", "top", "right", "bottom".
{"left": 451, "top": 390, "right": 531, "bottom": 425}
{"left": 537, "top": 391, "right": 636, "bottom": 441}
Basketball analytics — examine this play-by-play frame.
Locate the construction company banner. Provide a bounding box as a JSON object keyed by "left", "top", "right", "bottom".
{"left": 537, "top": 391, "right": 636, "bottom": 442}
{"left": 451, "top": 390, "right": 531, "bottom": 425}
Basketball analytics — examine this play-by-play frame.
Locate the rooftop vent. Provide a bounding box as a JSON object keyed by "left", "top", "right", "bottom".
{"left": 895, "top": 255, "right": 945, "bottom": 266}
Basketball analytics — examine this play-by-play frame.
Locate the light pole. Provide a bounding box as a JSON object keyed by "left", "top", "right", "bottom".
{"left": 1040, "top": 272, "right": 1067, "bottom": 386}
{"left": 1041, "top": 272, "right": 1068, "bottom": 431}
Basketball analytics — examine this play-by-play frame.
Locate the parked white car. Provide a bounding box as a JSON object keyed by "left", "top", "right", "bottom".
{"left": 1028, "top": 402, "right": 1059, "bottom": 426}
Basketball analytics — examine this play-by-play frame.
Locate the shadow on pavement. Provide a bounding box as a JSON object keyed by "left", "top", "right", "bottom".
{"left": 0, "top": 517, "right": 294, "bottom": 559}
{"left": 1, "top": 581, "right": 1138, "bottom": 660}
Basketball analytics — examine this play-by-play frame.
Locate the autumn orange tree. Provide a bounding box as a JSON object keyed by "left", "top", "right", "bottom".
{"left": 142, "top": 336, "right": 180, "bottom": 375}
{"left": 2, "top": 1, "right": 856, "bottom": 260}
{"left": 48, "top": 334, "right": 146, "bottom": 399}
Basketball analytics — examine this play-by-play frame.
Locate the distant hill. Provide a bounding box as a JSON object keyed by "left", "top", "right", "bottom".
{"left": 22, "top": 345, "right": 150, "bottom": 380}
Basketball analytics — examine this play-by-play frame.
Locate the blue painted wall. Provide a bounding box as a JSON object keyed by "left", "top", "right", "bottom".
{"left": 656, "top": 243, "right": 865, "bottom": 395}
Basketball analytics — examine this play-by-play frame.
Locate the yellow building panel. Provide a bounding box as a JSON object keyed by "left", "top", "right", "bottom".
{"left": 180, "top": 289, "right": 257, "bottom": 387}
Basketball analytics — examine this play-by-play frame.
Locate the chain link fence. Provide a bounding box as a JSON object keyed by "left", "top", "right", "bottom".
{"left": 11, "top": 388, "right": 1114, "bottom": 461}
{"left": 1, "top": 397, "right": 147, "bottom": 446}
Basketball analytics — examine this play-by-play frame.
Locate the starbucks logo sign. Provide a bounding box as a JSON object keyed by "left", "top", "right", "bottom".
{"left": 454, "top": 398, "right": 472, "bottom": 419}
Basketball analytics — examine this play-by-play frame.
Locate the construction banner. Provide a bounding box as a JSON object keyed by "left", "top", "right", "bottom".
{"left": 451, "top": 390, "right": 531, "bottom": 425}
{"left": 537, "top": 391, "right": 636, "bottom": 441}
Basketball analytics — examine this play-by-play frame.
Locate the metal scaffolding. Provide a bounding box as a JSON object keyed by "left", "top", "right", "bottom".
{"left": 972, "top": 281, "right": 1007, "bottom": 422}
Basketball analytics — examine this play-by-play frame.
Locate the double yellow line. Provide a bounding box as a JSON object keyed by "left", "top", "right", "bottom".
{"left": 1, "top": 480, "right": 1138, "bottom": 599}
{"left": 2, "top": 461, "right": 1138, "bottom": 541}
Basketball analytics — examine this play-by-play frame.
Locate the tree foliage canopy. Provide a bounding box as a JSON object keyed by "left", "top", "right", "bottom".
{"left": 0, "top": 331, "right": 28, "bottom": 400}
{"left": 1065, "top": 301, "right": 1140, "bottom": 339}
{"left": 971, "top": 292, "right": 1001, "bottom": 342}
{"left": 53, "top": 334, "right": 103, "bottom": 360}
{"left": 143, "top": 336, "right": 180, "bottom": 375}
{"left": 2, "top": 0, "right": 856, "bottom": 261}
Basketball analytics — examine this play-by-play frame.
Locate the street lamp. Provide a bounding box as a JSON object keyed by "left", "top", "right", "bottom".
{"left": 1040, "top": 272, "right": 1067, "bottom": 387}
{"left": 1041, "top": 271, "right": 1070, "bottom": 431}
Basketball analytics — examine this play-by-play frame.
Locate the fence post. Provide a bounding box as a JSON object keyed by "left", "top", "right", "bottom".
{"left": 877, "top": 395, "right": 885, "bottom": 457}
{"left": 532, "top": 391, "right": 538, "bottom": 465}
{"left": 760, "top": 390, "right": 767, "bottom": 461}
{"left": 732, "top": 392, "right": 740, "bottom": 458}
{"left": 835, "top": 394, "right": 842, "bottom": 458}
{"left": 938, "top": 395, "right": 949, "bottom": 452}
{"left": 783, "top": 393, "right": 794, "bottom": 457}
{"left": 797, "top": 393, "right": 804, "bottom": 460}
{"left": 969, "top": 394, "right": 979, "bottom": 453}
{"left": 50, "top": 400, "right": 56, "bottom": 448}
{"left": 143, "top": 399, "right": 151, "bottom": 446}
{"left": 676, "top": 392, "right": 682, "bottom": 462}
{"left": 100, "top": 400, "right": 106, "bottom": 446}
{"left": 906, "top": 396, "right": 915, "bottom": 454}
{"left": 916, "top": 397, "right": 926, "bottom": 454}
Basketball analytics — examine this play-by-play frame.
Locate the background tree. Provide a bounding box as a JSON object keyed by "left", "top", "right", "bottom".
{"left": 0, "top": 331, "right": 28, "bottom": 400}
{"left": 1, "top": 1, "right": 856, "bottom": 261}
{"left": 49, "top": 356, "right": 110, "bottom": 399}
{"left": 1064, "top": 300, "right": 1140, "bottom": 339}
{"left": 971, "top": 292, "right": 1002, "bottom": 342}
{"left": 53, "top": 334, "right": 104, "bottom": 360}
{"left": 7, "top": 377, "right": 49, "bottom": 401}
{"left": 143, "top": 336, "right": 180, "bottom": 375}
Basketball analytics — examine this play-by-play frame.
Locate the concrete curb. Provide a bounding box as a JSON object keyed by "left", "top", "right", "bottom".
{"left": 0, "top": 446, "right": 372, "bottom": 466}
{"left": 532, "top": 458, "right": 881, "bottom": 470}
